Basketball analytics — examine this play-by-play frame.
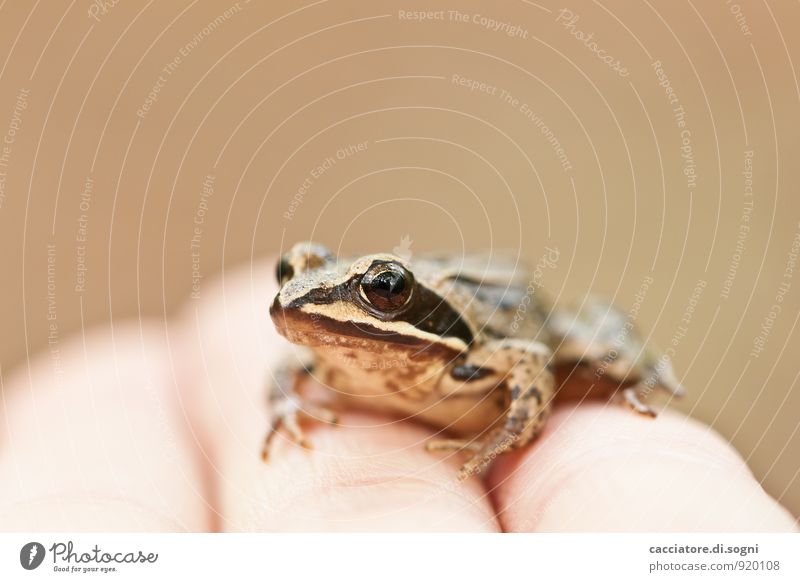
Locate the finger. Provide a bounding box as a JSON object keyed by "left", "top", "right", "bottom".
{"left": 177, "top": 262, "right": 498, "bottom": 531}
{"left": 0, "top": 323, "right": 211, "bottom": 531}
{"left": 487, "top": 403, "right": 798, "bottom": 532}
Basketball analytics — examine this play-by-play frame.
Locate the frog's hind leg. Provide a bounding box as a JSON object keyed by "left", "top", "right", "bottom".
{"left": 261, "top": 353, "right": 339, "bottom": 462}
{"left": 546, "top": 296, "right": 684, "bottom": 416}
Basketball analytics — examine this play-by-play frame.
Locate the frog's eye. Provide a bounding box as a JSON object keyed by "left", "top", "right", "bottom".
{"left": 275, "top": 257, "right": 294, "bottom": 285}
{"left": 359, "top": 261, "right": 414, "bottom": 313}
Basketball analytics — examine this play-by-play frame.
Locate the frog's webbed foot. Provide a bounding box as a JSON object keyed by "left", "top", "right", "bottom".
{"left": 425, "top": 427, "right": 536, "bottom": 481}
{"left": 620, "top": 360, "right": 685, "bottom": 417}
{"left": 262, "top": 395, "right": 310, "bottom": 460}
{"left": 622, "top": 386, "right": 657, "bottom": 417}
{"left": 426, "top": 435, "right": 521, "bottom": 480}
{"left": 260, "top": 355, "right": 338, "bottom": 462}
{"left": 261, "top": 397, "right": 339, "bottom": 461}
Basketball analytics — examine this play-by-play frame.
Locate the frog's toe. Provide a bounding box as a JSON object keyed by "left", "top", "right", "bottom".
{"left": 622, "top": 387, "right": 657, "bottom": 418}
{"left": 456, "top": 430, "right": 519, "bottom": 481}
{"left": 298, "top": 403, "right": 339, "bottom": 426}
{"left": 457, "top": 452, "right": 498, "bottom": 481}
{"left": 281, "top": 411, "right": 312, "bottom": 448}
{"left": 261, "top": 414, "right": 310, "bottom": 461}
{"left": 261, "top": 417, "right": 298, "bottom": 462}
{"left": 425, "top": 438, "right": 481, "bottom": 454}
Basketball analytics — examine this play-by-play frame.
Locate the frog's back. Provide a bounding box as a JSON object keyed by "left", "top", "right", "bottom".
{"left": 412, "top": 252, "right": 552, "bottom": 342}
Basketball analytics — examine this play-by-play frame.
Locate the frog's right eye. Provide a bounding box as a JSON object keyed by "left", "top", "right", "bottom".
{"left": 358, "top": 261, "right": 415, "bottom": 314}
{"left": 276, "top": 258, "right": 294, "bottom": 285}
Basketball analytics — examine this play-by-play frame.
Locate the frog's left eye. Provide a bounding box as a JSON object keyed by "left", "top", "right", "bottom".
{"left": 275, "top": 257, "right": 294, "bottom": 285}
{"left": 359, "top": 261, "right": 414, "bottom": 313}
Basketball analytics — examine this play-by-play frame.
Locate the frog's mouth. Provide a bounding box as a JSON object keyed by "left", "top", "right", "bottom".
{"left": 270, "top": 294, "right": 461, "bottom": 360}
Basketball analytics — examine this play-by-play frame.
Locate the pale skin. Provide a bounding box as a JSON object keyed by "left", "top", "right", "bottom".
{"left": 0, "top": 262, "right": 796, "bottom": 532}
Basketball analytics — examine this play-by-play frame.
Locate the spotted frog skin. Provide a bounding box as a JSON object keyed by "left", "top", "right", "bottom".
{"left": 265, "top": 242, "right": 684, "bottom": 479}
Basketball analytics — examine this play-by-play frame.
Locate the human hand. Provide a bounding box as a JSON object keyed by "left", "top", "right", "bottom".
{"left": 0, "top": 262, "right": 796, "bottom": 532}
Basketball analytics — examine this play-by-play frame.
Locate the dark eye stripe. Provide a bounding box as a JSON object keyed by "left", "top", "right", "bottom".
{"left": 400, "top": 284, "right": 474, "bottom": 346}
{"left": 291, "top": 277, "right": 473, "bottom": 347}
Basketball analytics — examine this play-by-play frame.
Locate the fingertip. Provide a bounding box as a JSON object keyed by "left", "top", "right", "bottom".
{"left": 488, "top": 403, "right": 797, "bottom": 532}
{"left": 0, "top": 323, "right": 211, "bottom": 531}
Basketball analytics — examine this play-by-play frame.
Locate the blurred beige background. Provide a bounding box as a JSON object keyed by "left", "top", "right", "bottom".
{"left": 0, "top": 1, "right": 798, "bottom": 517}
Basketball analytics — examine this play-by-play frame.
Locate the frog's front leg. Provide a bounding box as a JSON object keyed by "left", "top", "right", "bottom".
{"left": 427, "top": 339, "right": 555, "bottom": 480}
{"left": 261, "top": 353, "right": 338, "bottom": 461}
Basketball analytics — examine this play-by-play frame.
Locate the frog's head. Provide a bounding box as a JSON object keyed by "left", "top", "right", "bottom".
{"left": 269, "top": 241, "right": 472, "bottom": 359}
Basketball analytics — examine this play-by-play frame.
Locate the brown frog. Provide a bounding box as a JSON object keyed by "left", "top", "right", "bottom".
{"left": 265, "top": 241, "right": 683, "bottom": 479}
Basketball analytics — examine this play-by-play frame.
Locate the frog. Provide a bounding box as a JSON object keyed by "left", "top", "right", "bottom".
{"left": 264, "top": 241, "right": 684, "bottom": 480}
